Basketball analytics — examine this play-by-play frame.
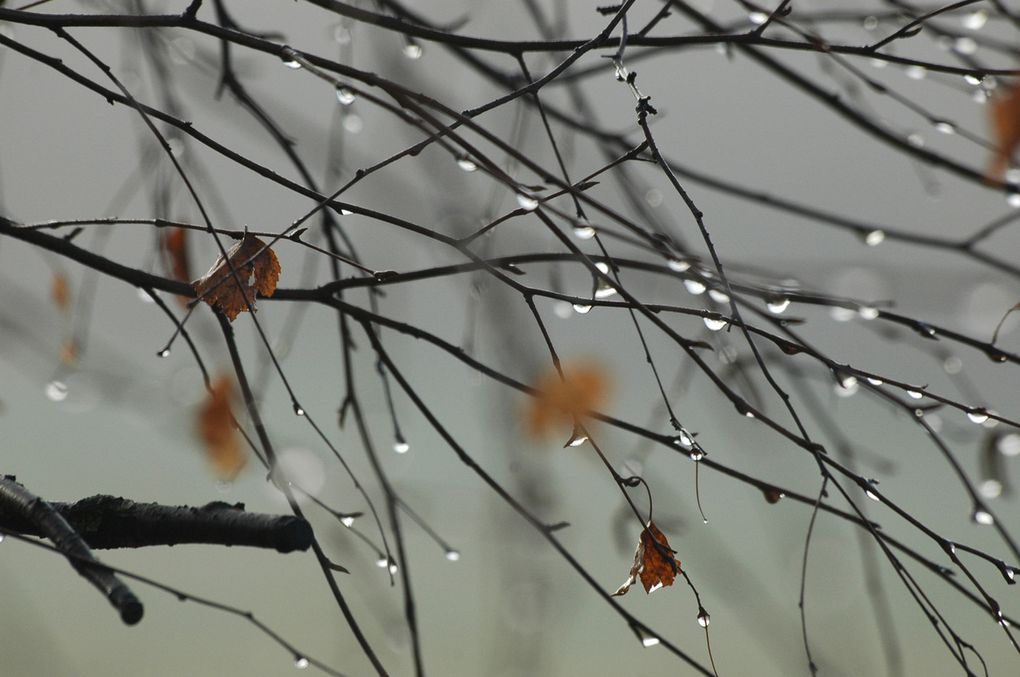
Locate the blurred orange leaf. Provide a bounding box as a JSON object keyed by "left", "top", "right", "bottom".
{"left": 51, "top": 273, "right": 70, "bottom": 313}
{"left": 192, "top": 234, "right": 280, "bottom": 321}
{"left": 59, "top": 338, "right": 78, "bottom": 366}
{"left": 612, "top": 522, "right": 680, "bottom": 597}
{"left": 163, "top": 228, "right": 191, "bottom": 282}
{"left": 525, "top": 361, "right": 608, "bottom": 442}
{"left": 987, "top": 81, "right": 1020, "bottom": 182}
{"left": 197, "top": 374, "right": 246, "bottom": 478}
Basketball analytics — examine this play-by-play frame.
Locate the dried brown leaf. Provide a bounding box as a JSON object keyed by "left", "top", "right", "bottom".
{"left": 612, "top": 521, "right": 680, "bottom": 597}
{"left": 192, "top": 235, "right": 280, "bottom": 321}
{"left": 197, "top": 374, "right": 246, "bottom": 479}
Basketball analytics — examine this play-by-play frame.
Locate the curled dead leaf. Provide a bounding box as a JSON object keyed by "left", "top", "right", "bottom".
{"left": 525, "top": 361, "right": 608, "bottom": 441}
{"left": 613, "top": 521, "right": 680, "bottom": 597}
{"left": 197, "top": 374, "right": 246, "bottom": 479}
{"left": 192, "top": 234, "right": 280, "bottom": 321}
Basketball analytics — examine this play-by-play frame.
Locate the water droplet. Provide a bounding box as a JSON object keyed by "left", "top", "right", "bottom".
{"left": 906, "top": 389, "right": 923, "bottom": 400}
{"left": 972, "top": 509, "right": 995, "bottom": 526}
{"left": 647, "top": 581, "right": 664, "bottom": 593}
{"left": 998, "top": 433, "right": 1020, "bottom": 457}
{"left": 293, "top": 402, "right": 305, "bottom": 417}
{"left": 640, "top": 634, "right": 660, "bottom": 648}
{"left": 835, "top": 376, "right": 858, "bottom": 397}
{"left": 376, "top": 556, "right": 389, "bottom": 568}
{"left": 967, "top": 408, "right": 989, "bottom": 424}
{"left": 767, "top": 297, "right": 790, "bottom": 314}
{"left": 667, "top": 258, "right": 690, "bottom": 273}
{"left": 865, "top": 479, "right": 881, "bottom": 502}
{"left": 870, "top": 57, "right": 888, "bottom": 69}
{"left": 282, "top": 56, "right": 301, "bottom": 70}
{"left": 962, "top": 9, "right": 987, "bottom": 30}
{"left": 565, "top": 429, "right": 589, "bottom": 447}
{"left": 340, "top": 514, "right": 356, "bottom": 528}
{"left": 863, "top": 229, "right": 885, "bottom": 246}
{"left": 393, "top": 438, "right": 410, "bottom": 454}
{"left": 516, "top": 193, "right": 539, "bottom": 211}
{"left": 858, "top": 306, "right": 879, "bottom": 320}
{"left": 830, "top": 306, "right": 856, "bottom": 322}
{"left": 456, "top": 156, "right": 477, "bottom": 172}
{"left": 157, "top": 348, "right": 171, "bottom": 358}
{"left": 402, "top": 42, "right": 423, "bottom": 60}
{"left": 864, "top": 376, "right": 882, "bottom": 386}
{"left": 905, "top": 65, "right": 926, "bottom": 80}
{"left": 689, "top": 448, "right": 705, "bottom": 462}
{"left": 645, "top": 189, "right": 663, "bottom": 207}
{"left": 703, "top": 316, "right": 727, "bottom": 331}
{"left": 335, "top": 87, "right": 356, "bottom": 105}
{"left": 980, "top": 479, "right": 1003, "bottom": 499}
{"left": 1006, "top": 567, "right": 1016, "bottom": 583}
{"left": 684, "top": 279, "right": 706, "bottom": 295}
{"left": 572, "top": 303, "right": 592, "bottom": 315}
{"left": 954, "top": 37, "right": 978, "bottom": 55}
{"left": 594, "top": 281, "right": 617, "bottom": 299}
{"left": 945, "top": 541, "right": 957, "bottom": 555}
{"left": 1008, "top": 192, "right": 1020, "bottom": 209}
{"left": 706, "top": 290, "right": 728, "bottom": 305}
{"left": 964, "top": 74, "right": 983, "bottom": 86}
{"left": 0, "top": 533, "right": 5, "bottom": 544}
{"left": 45, "top": 380, "right": 69, "bottom": 402}
{"left": 987, "top": 349, "right": 1008, "bottom": 363}
{"left": 332, "top": 24, "right": 352, "bottom": 45}
{"left": 389, "top": 562, "right": 399, "bottom": 574}
{"left": 137, "top": 288, "right": 156, "bottom": 303}
{"left": 943, "top": 356, "right": 962, "bottom": 374}
{"left": 445, "top": 549, "right": 461, "bottom": 562}
{"left": 595, "top": 262, "right": 610, "bottom": 274}
{"left": 862, "top": 16, "right": 879, "bottom": 31}
{"left": 672, "top": 430, "right": 694, "bottom": 450}
{"left": 748, "top": 11, "right": 768, "bottom": 25}
{"left": 697, "top": 609, "right": 711, "bottom": 627}
{"left": 342, "top": 114, "right": 363, "bottom": 134}
{"left": 573, "top": 220, "right": 596, "bottom": 239}
{"left": 907, "top": 132, "right": 925, "bottom": 148}
{"left": 294, "top": 656, "right": 309, "bottom": 670}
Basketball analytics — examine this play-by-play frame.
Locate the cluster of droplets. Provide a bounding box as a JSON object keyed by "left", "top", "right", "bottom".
{"left": 376, "top": 556, "right": 399, "bottom": 575}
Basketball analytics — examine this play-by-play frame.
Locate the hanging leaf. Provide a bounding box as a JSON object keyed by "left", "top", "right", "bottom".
{"left": 525, "top": 361, "right": 608, "bottom": 440}
{"left": 612, "top": 521, "right": 680, "bottom": 596}
{"left": 196, "top": 374, "right": 246, "bottom": 478}
{"left": 192, "top": 235, "right": 280, "bottom": 321}
{"left": 51, "top": 273, "right": 70, "bottom": 313}
{"left": 987, "top": 81, "right": 1020, "bottom": 182}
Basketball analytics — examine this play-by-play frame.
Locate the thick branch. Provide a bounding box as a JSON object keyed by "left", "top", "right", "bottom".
{"left": 0, "top": 494, "right": 313, "bottom": 552}
{"left": 0, "top": 477, "right": 143, "bottom": 624}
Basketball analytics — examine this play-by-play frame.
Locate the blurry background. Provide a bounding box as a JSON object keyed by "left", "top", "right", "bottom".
{"left": 1, "top": 1, "right": 1019, "bottom": 675}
